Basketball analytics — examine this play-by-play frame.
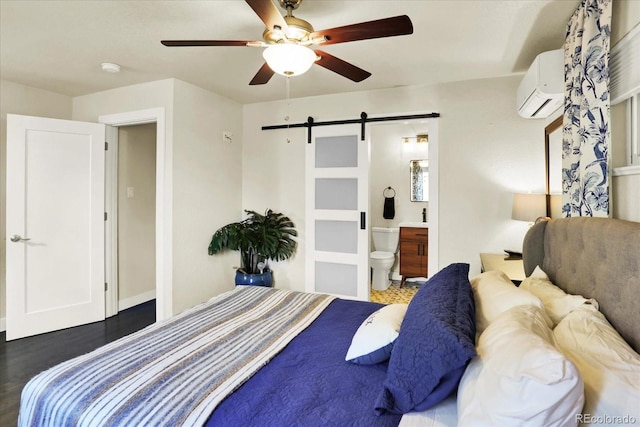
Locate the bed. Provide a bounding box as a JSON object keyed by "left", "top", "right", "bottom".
{"left": 18, "top": 218, "right": 640, "bottom": 427}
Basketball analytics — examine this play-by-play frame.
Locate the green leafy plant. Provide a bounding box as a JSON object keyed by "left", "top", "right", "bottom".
{"left": 208, "top": 209, "right": 298, "bottom": 274}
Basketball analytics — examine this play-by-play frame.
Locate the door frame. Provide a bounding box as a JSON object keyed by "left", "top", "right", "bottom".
{"left": 426, "top": 118, "right": 439, "bottom": 276}
{"left": 368, "top": 115, "right": 439, "bottom": 278}
{"left": 99, "top": 108, "right": 170, "bottom": 322}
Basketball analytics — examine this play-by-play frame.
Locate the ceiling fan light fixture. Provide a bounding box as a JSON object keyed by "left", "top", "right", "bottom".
{"left": 283, "top": 16, "right": 314, "bottom": 41}
{"left": 263, "top": 44, "right": 316, "bottom": 77}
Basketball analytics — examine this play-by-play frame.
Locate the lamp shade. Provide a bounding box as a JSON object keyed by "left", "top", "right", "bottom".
{"left": 263, "top": 44, "right": 317, "bottom": 77}
{"left": 512, "top": 193, "right": 546, "bottom": 222}
{"left": 549, "top": 194, "right": 562, "bottom": 219}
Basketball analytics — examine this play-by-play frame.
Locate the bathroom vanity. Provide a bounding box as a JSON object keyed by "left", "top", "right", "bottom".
{"left": 398, "top": 223, "right": 428, "bottom": 287}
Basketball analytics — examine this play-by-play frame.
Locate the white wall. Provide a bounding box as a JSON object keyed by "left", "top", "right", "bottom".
{"left": 435, "top": 77, "right": 547, "bottom": 259}
{"left": 73, "top": 79, "right": 176, "bottom": 317}
{"left": 73, "top": 78, "right": 244, "bottom": 315}
{"left": 171, "top": 79, "right": 243, "bottom": 313}
{"left": 1, "top": 77, "right": 243, "bottom": 328}
{"left": 0, "top": 80, "right": 73, "bottom": 330}
{"left": 242, "top": 74, "right": 547, "bottom": 292}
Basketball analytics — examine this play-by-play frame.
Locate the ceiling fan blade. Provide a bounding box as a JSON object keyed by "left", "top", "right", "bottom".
{"left": 249, "top": 62, "right": 275, "bottom": 85}
{"left": 314, "top": 50, "right": 371, "bottom": 82}
{"left": 161, "top": 40, "right": 257, "bottom": 47}
{"left": 245, "top": 0, "right": 288, "bottom": 32}
{"left": 310, "top": 15, "right": 413, "bottom": 46}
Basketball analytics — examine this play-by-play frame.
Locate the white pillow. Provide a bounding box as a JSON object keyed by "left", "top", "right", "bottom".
{"left": 529, "top": 264, "right": 550, "bottom": 279}
{"left": 457, "top": 304, "right": 584, "bottom": 427}
{"left": 554, "top": 305, "right": 640, "bottom": 426}
{"left": 345, "top": 303, "right": 408, "bottom": 365}
{"left": 470, "top": 270, "right": 548, "bottom": 334}
{"left": 520, "top": 266, "right": 599, "bottom": 326}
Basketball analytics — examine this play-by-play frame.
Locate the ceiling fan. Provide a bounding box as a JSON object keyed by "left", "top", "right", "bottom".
{"left": 161, "top": 0, "right": 413, "bottom": 85}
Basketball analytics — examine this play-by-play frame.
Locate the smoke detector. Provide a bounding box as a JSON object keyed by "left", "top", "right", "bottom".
{"left": 101, "top": 62, "right": 121, "bottom": 73}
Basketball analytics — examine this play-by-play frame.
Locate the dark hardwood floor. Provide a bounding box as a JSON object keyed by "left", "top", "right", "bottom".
{"left": 0, "top": 300, "right": 155, "bottom": 426}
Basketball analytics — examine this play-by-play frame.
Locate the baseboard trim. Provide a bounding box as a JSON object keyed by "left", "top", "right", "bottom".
{"left": 118, "top": 290, "right": 156, "bottom": 312}
{"left": 0, "top": 292, "right": 156, "bottom": 334}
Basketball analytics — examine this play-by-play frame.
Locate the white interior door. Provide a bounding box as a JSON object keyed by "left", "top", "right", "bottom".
{"left": 305, "top": 124, "right": 370, "bottom": 301}
{"left": 6, "top": 114, "right": 106, "bottom": 340}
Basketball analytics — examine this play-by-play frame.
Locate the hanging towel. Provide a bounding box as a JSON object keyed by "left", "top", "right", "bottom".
{"left": 383, "top": 187, "right": 396, "bottom": 219}
{"left": 383, "top": 196, "right": 395, "bottom": 219}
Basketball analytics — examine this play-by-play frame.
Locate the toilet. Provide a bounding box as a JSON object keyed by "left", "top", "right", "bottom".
{"left": 370, "top": 227, "right": 400, "bottom": 291}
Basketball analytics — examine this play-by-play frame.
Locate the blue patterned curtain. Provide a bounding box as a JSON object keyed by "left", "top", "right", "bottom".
{"left": 562, "top": 0, "right": 612, "bottom": 217}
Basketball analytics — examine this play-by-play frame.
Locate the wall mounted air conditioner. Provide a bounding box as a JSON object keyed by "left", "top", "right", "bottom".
{"left": 517, "top": 49, "right": 563, "bottom": 118}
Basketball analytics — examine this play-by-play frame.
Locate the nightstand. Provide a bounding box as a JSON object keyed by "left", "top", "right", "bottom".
{"left": 479, "top": 253, "right": 526, "bottom": 285}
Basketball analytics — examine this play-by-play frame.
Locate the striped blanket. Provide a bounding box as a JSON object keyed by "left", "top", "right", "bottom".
{"left": 19, "top": 286, "right": 335, "bottom": 427}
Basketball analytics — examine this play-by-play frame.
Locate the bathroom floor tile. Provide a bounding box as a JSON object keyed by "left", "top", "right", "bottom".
{"left": 370, "top": 282, "right": 419, "bottom": 304}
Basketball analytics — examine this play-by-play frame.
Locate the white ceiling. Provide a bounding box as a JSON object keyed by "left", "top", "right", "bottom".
{"left": 0, "top": 0, "right": 577, "bottom": 105}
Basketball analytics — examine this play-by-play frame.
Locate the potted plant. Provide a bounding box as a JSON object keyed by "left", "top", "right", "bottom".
{"left": 208, "top": 209, "right": 297, "bottom": 286}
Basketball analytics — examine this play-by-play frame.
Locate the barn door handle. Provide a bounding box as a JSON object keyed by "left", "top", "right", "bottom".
{"left": 360, "top": 212, "right": 366, "bottom": 230}
{"left": 10, "top": 234, "right": 30, "bottom": 242}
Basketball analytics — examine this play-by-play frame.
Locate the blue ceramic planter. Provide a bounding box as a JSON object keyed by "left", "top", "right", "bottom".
{"left": 235, "top": 270, "right": 273, "bottom": 287}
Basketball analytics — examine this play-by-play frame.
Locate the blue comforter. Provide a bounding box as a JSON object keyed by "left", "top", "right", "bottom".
{"left": 206, "top": 299, "right": 403, "bottom": 427}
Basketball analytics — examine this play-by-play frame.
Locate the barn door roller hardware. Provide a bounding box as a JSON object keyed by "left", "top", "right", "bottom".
{"left": 262, "top": 112, "right": 440, "bottom": 143}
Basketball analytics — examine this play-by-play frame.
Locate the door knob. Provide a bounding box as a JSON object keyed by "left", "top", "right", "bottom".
{"left": 10, "top": 234, "right": 30, "bottom": 242}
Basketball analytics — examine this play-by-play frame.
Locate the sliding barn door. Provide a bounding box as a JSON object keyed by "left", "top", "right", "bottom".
{"left": 305, "top": 125, "right": 370, "bottom": 301}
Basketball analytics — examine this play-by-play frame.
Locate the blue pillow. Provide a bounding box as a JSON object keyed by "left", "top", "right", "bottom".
{"left": 374, "top": 263, "right": 477, "bottom": 414}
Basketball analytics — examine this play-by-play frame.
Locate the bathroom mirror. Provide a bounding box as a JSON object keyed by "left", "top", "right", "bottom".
{"left": 410, "top": 160, "right": 429, "bottom": 202}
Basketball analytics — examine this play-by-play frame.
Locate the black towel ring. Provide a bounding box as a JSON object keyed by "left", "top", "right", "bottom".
{"left": 383, "top": 186, "right": 396, "bottom": 198}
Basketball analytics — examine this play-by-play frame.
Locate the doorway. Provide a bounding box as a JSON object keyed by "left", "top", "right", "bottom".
{"left": 113, "top": 124, "right": 157, "bottom": 314}
{"left": 368, "top": 117, "right": 439, "bottom": 282}
{"left": 100, "top": 107, "right": 169, "bottom": 322}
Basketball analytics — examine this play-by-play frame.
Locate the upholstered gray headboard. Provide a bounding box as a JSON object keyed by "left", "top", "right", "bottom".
{"left": 523, "top": 217, "right": 640, "bottom": 353}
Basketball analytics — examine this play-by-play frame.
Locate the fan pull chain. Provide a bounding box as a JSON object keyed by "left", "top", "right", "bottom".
{"left": 285, "top": 76, "right": 291, "bottom": 143}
